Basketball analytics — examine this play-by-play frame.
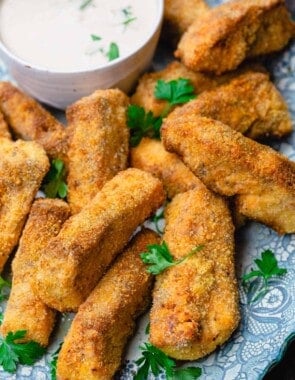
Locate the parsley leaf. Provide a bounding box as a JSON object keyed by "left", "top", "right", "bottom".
{"left": 135, "top": 343, "right": 202, "bottom": 380}
{"left": 242, "top": 250, "right": 287, "bottom": 303}
{"left": 121, "top": 6, "right": 137, "bottom": 28}
{"left": 140, "top": 242, "right": 203, "bottom": 275}
{"left": 107, "top": 42, "right": 120, "bottom": 61}
{"left": 0, "top": 276, "right": 11, "bottom": 302}
{"left": 80, "top": 0, "right": 93, "bottom": 10}
{"left": 0, "top": 330, "right": 45, "bottom": 373}
{"left": 154, "top": 78, "right": 196, "bottom": 116}
{"left": 0, "top": 313, "right": 3, "bottom": 325}
{"left": 49, "top": 343, "right": 62, "bottom": 380}
{"left": 127, "top": 105, "right": 162, "bottom": 146}
{"left": 91, "top": 34, "right": 101, "bottom": 41}
{"left": 42, "top": 159, "right": 67, "bottom": 199}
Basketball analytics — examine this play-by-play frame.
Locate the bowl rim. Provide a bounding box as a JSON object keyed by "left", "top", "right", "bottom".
{"left": 0, "top": 0, "right": 164, "bottom": 75}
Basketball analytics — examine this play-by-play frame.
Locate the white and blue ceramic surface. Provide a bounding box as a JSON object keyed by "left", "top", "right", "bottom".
{"left": 0, "top": 0, "right": 294, "bottom": 378}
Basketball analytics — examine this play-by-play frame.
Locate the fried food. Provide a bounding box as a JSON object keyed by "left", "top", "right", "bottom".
{"left": 150, "top": 189, "right": 240, "bottom": 360}
{"left": 175, "top": 0, "right": 295, "bottom": 74}
{"left": 162, "top": 115, "right": 295, "bottom": 234}
{"left": 0, "top": 110, "right": 10, "bottom": 139}
{"left": 34, "top": 168, "right": 165, "bottom": 312}
{"left": 1, "top": 199, "right": 70, "bottom": 346}
{"left": 57, "top": 229, "right": 159, "bottom": 380}
{"left": 167, "top": 71, "right": 292, "bottom": 139}
{"left": 0, "top": 139, "right": 49, "bottom": 272}
{"left": 163, "top": 0, "right": 210, "bottom": 42}
{"left": 66, "top": 89, "right": 130, "bottom": 214}
{"left": 131, "top": 137, "right": 204, "bottom": 199}
{"left": 0, "top": 81, "right": 67, "bottom": 159}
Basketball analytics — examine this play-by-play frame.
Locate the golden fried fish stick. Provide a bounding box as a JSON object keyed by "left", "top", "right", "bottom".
{"left": 150, "top": 189, "right": 240, "bottom": 360}
{"left": 0, "top": 81, "right": 67, "bottom": 159}
{"left": 167, "top": 71, "right": 292, "bottom": 139}
{"left": 175, "top": 0, "right": 295, "bottom": 74}
{"left": 162, "top": 116, "right": 295, "bottom": 234}
{"left": 131, "top": 137, "right": 204, "bottom": 199}
{"left": 0, "top": 110, "right": 10, "bottom": 139}
{"left": 66, "top": 89, "right": 130, "bottom": 214}
{"left": 57, "top": 229, "right": 159, "bottom": 380}
{"left": 1, "top": 199, "right": 70, "bottom": 346}
{"left": 34, "top": 168, "right": 165, "bottom": 312}
{"left": 163, "top": 0, "right": 210, "bottom": 42}
{"left": 0, "top": 139, "right": 49, "bottom": 271}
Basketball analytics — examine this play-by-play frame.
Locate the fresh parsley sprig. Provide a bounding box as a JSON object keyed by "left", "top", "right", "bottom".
{"left": 135, "top": 343, "right": 202, "bottom": 380}
{"left": 49, "top": 343, "right": 62, "bottom": 380}
{"left": 140, "top": 242, "right": 203, "bottom": 275}
{"left": 242, "top": 250, "right": 287, "bottom": 303}
{"left": 0, "top": 330, "right": 45, "bottom": 373}
{"left": 0, "top": 276, "right": 11, "bottom": 302}
{"left": 42, "top": 159, "right": 67, "bottom": 199}
{"left": 154, "top": 78, "right": 196, "bottom": 116}
{"left": 127, "top": 105, "right": 162, "bottom": 147}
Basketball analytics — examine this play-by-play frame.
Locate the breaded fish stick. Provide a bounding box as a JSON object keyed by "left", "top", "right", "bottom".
{"left": 131, "top": 137, "right": 204, "bottom": 199}
{"left": 0, "top": 81, "right": 67, "bottom": 159}
{"left": 1, "top": 199, "right": 70, "bottom": 346}
{"left": 167, "top": 71, "right": 292, "bottom": 139}
{"left": 34, "top": 168, "right": 165, "bottom": 312}
{"left": 175, "top": 0, "right": 295, "bottom": 74}
{"left": 150, "top": 189, "right": 240, "bottom": 360}
{"left": 66, "top": 89, "right": 130, "bottom": 214}
{"left": 163, "top": 0, "right": 210, "bottom": 42}
{"left": 57, "top": 229, "right": 159, "bottom": 380}
{"left": 0, "top": 110, "right": 10, "bottom": 139}
{"left": 0, "top": 139, "right": 49, "bottom": 271}
{"left": 162, "top": 116, "right": 295, "bottom": 234}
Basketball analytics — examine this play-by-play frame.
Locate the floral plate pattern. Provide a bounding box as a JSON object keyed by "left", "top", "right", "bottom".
{"left": 0, "top": 0, "right": 295, "bottom": 378}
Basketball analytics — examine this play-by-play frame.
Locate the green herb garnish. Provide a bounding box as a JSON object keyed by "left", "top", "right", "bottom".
{"left": 154, "top": 78, "right": 196, "bottom": 116}
{"left": 0, "top": 330, "right": 45, "bottom": 373}
{"left": 242, "top": 249, "right": 287, "bottom": 303}
{"left": 140, "top": 242, "right": 203, "bottom": 275}
{"left": 0, "top": 313, "right": 3, "bottom": 325}
{"left": 49, "top": 343, "right": 62, "bottom": 380}
{"left": 121, "top": 6, "right": 137, "bottom": 28}
{"left": 42, "top": 159, "right": 67, "bottom": 199}
{"left": 107, "top": 42, "right": 120, "bottom": 61}
{"left": 0, "top": 276, "right": 11, "bottom": 302}
{"left": 127, "top": 105, "right": 162, "bottom": 147}
{"left": 91, "top": 34, "right": 101, "bottom": 41}
{"left": 135, "top": 343, "right": 202, "bottom": 380}
{"left": 80, "top": 0, "right": 93, "bottom": 10}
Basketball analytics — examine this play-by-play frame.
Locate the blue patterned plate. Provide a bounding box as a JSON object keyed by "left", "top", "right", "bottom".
{"left": 0, "top": 0, "right": 294, "bottom": 378}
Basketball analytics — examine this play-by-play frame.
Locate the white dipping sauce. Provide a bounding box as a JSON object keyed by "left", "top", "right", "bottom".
{"left": 0, "top": 0, "right": 159, "bottom": 71}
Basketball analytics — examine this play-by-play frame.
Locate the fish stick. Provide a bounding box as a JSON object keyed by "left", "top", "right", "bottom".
{"left": 175, "top": 0, "right": 295, "bottom": 74}
{"left": 1, "top": 199, "right": 70, "bottom": 346}
{"left": 167, "top": 71, "right": 292, "bottom": 139}
{"left": 66, "top": 89, "right": 130, "bottom": 214}
{"left": 163, "top": 0, "right": 210, "bottom": 43}
{"left": 34, "top": 168, "right": 165, "bottom": 312}
{"left": 162, "top": 115, "right": 295, "bottom": 234}
{"left": 0, "top": 139, "right": 49, "bottom": 271}
{"left": 131, "top": 137, "right": 204, "bottom": 199}
{"left": 0, "top": 81, "right": 67, "bottom": 159}
{"left": 0, "top": 110, "right": 10, "bottom": 139}
{"left": 150, "top": 189, "right": 240, "bottom": 360}
{"left": 57, "top": 229, "right": 159, "bottom": 380}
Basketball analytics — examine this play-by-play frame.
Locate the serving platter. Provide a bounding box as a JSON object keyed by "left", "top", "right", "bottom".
{"left": 0, "top": 0, "right": 294, "bottom": 378}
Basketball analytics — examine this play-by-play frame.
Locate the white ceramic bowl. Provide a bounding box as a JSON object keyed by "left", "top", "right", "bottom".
{"left": 0, "top": 1, "right": 164, "bottom": 110}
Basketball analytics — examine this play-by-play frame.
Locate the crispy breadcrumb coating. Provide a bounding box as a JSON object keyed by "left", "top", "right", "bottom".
{"left": 0, "top": 110, "right": 10, "bottom": 139}
{"left": 57, "top": 229, "right": 159, "bottom": 380}
{"left": 34, "top": 168, "right": 165, "bottom": 312}
{"left": 175, "top": 0, "right": 295, "bottom": 74}
{"left": 131, "top": 137, "right": 204, "bottom": 199}
{"left": 0, "top": 139, "right": 49, "bottom": 271}
{"left": 150, "top": 189, "right": 240, "bottom": 360}
{"left": 166, "top": 71, "right": 292, "bottom": 139}
{"left": 162, "top": 116, "right": 295, "bottom": 234}
{"left": 66, "top": 89, "right": 130, "bottom": 214}
{"left": 1, "top": 199, "right": 70, "bottom": 346}
{"left": 0, "top": 82, "right": 67, "bottom": 159}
